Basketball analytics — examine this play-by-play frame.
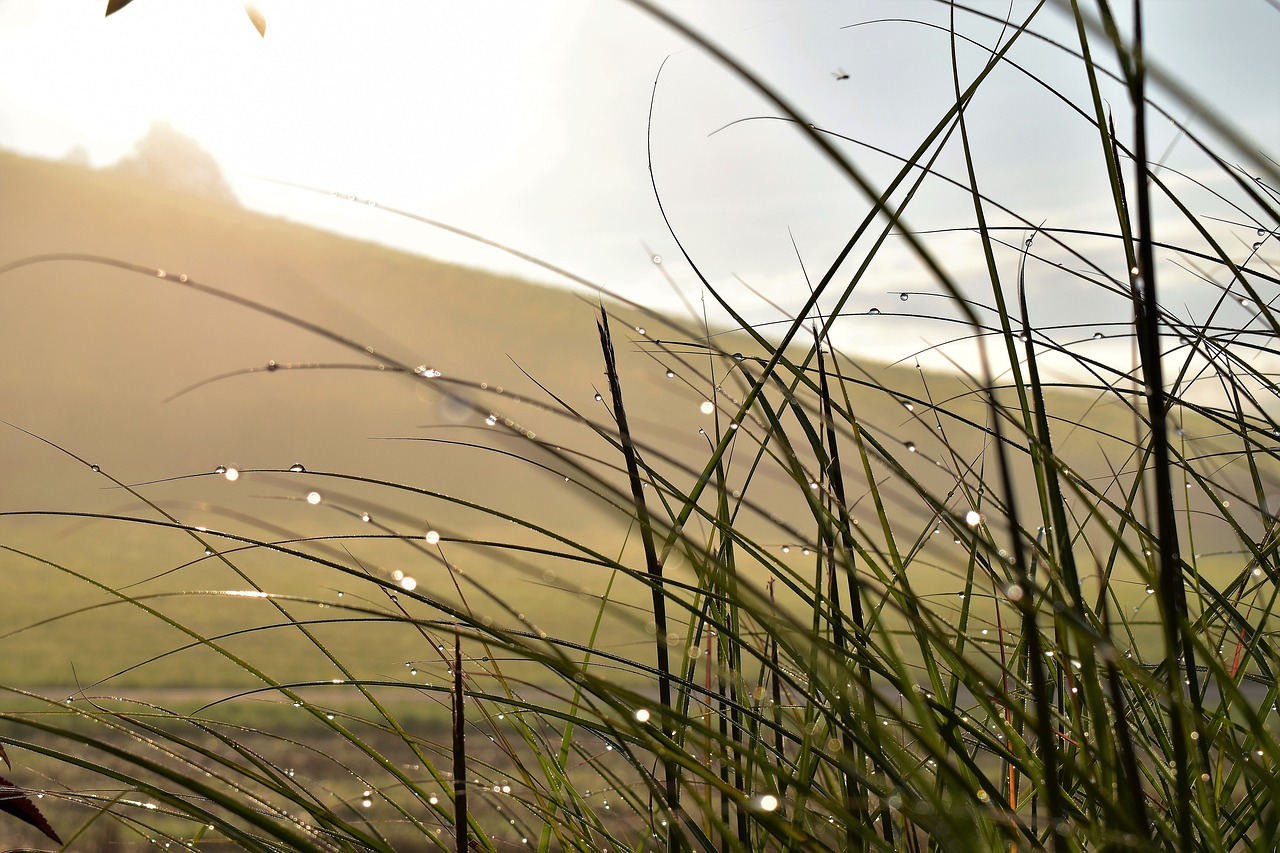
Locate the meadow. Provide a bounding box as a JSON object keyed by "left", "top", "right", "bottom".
{"left": 1, "top": 2, "right": 1278, "bottom": 850}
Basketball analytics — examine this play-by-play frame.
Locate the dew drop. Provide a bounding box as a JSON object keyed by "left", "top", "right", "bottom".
{"left": 224, "top": 466, "right": 240, "bottom": 482}
{"left": 178, "top": 273, "right": 188, "bottom": 282}
{"left": 90, "top": 464, "right": 101, "bottom": 472}
{"left": 759, "top": 794, "right": 779, "bottom": 812}
{"left": 652, "top": 255, "right": 662, "bottom": 264}
{"left": 1253, "top": 243, "right": 1262, "bottom": 251}
{"left": 156, "top": 269, "right": 167, "bottom": 278}
{"left": 781, "top": 545, "right": 790, "bottom": 553}
{"left": 425, "top": 530, "right": 441, "bottom": 545}
{"left": 700, "top": 401, "right": 715, "bottom": 414}
{"left": 732, "top": 353, "right": 745, "bottom": 362}
{"left": 899, "top": 293, "right": 909, "bottom": 302}
{"left": 485, "top": 414, "right": 498, "bottom": 426}
{"left": 306, "top": 491, "right": 322, "bottom": 505}
{"left": 1145, "top": 585, "right": 1154, "bottom": 595}
{"left": 902, "top": 401, "right": 914, "bottom": 412}
{"left": 869, "top": 308, "right": 881, "bottom": 315}
{"left": 400, "top": 576, "right": 417, "bottom": 591}
{"left": 360, "top": 512, "right": 371, "bottom": 523}
{"left": 634, "top": 708, "right": 651, "bottom": 723}
{"left": 214, "top": 465, "right": 227, "bottom": 475}
{"left": 665, "top": 370, "right": 674, "bottom": 379}
{"left": 1258, "top": 228, "right": 1267, "bottom": 237}
{"left": 288, "top": 463, "right": 306, "bottom": 472}
{"left": 266, "top": 360, "right": 278, "bottom": 371}
{"left": 905, "top": 441, "right": 916, "bottom": 452}
{"left": 636, "top": 327, "right": 646, "bottom": 336}
{"left": 594, "top": 393, "right": 603, "bottom": 402}
{"left": 1093, "top": 332, "right": 1103, "bottom": 340}
{"left": 964, "top": 510, "right": 982, "bottom": 527}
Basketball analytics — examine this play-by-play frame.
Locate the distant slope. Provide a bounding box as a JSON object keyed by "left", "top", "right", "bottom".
{"left": 0, "top": 150, "right": 1215, "bottom": 690}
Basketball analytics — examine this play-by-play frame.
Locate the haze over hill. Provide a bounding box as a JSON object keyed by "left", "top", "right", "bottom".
{"left": 109, "top": 120, "right": 240, "bottom": 206}
{"left": 0, "top": 150, "right": 1247, "bottom": 692}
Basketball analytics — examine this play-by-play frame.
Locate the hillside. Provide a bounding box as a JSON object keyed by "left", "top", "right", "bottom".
{"left": 0, "top": 151, "right": 1223, "bottom": 692}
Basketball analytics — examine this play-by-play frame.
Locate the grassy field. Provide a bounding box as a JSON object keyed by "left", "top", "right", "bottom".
{"left": 1, "top": 150, "right": 1165, "bottom": 695}
{"left": 1, "top": 2, "right": 1278, "bottom": 849}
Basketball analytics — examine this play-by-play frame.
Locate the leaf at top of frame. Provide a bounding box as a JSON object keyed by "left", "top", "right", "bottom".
{"left": 245, "top": 3, "right": 266, "bottom": 37}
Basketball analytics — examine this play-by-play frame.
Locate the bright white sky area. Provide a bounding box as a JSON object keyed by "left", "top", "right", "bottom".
{"left": 0, "top": 0, "right": 1276, "bottom": 372}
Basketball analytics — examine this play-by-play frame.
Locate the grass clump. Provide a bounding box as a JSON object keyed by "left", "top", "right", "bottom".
{"left": 1, "top": 2, "right": 1278, "bottom": 850}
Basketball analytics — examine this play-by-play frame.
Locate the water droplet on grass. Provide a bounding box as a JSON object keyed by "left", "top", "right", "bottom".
{"left": 400, "top": 576, "right": 417, "bottom": 591}
{"left": 732, "top": 353, "right": 744, "bottom": 362}
{"left": 306, "top": 491, "right": 322, "bottom": 505}
{"left": 1253, "top": 242, "right": 1262, "bottom": 251}
{"left": 899, "top": 293, "right": 909, "bottom": 302}
{"left": 425, "top": 530, "right": 440, "bottom": 545}
{"left": 700, "top": 401, "right": 715, "bottom": 414}
{"left": 90, "top": 464, "right": 101, "bottom": 472}
{"left": 288, "top": 463, "right": 305, "bottom": 472}
{"left": 869, "top": 308, "right": 880, "bottom": 315}
{"left": 905, "top": 442, "right": 916, "bottom": 452}
{"left": 485, "top": 414, "right": 498, "bottom": 426}
{"left": 224, "top": 467, "right": 240, "bottom": 482}
{"left": 360, "top": 512, "right": 371, "bottom": 523}
{"left": 652, "top": 255, "right": 662, "bottom": 264}
{"left": 758, "top": 794, "right": 779, "bottom": 812}
{"left": 156, "top": 269, "right": 167, "bottom": 278}
{"left": 665, "top": 370, "right": 674, "bottom": 378}
{"left": 964, "top": 510, "right": 982, "bottom": 527}
{"left": 634, "top": 708, "right": 651, "bottom": 723}
{"left": 1093, "top": 332, "right": 1103, "bottom": 340}
{"left": 594, "top": 393, "right": 603, "bottom": 402}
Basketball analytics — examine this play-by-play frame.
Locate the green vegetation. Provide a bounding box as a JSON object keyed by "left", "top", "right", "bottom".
{"left": 1, "top": 2, "right": 1278, "bottom": 850}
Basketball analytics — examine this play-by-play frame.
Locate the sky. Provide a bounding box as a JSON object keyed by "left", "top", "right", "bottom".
{"left": 0, "top": 0, "right": 1276, "bottom": 372}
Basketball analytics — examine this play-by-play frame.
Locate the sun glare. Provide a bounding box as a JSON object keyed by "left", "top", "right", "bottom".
{"left": 0, "top": 2, "right": 561, "bottom": 208}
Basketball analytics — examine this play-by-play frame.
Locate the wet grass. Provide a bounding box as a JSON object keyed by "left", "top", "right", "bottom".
{"left": 2, "top": 1, "right": 1279, "bottom": 850}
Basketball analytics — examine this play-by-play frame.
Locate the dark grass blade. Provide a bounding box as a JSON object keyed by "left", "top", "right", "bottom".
{"left": 596, "top": 306, "right": 680, "bottom": 840}
{"left": 453, "top": 635, "right": 469, "bottom": 853}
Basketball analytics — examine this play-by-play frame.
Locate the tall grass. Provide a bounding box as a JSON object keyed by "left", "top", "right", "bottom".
{"left": 2, "top": 1, "right": 1278, "bottom": 850}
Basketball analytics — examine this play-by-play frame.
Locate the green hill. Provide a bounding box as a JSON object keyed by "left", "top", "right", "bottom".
{"left": 0, "top": 151, "right": 1234, "bottom": 693}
